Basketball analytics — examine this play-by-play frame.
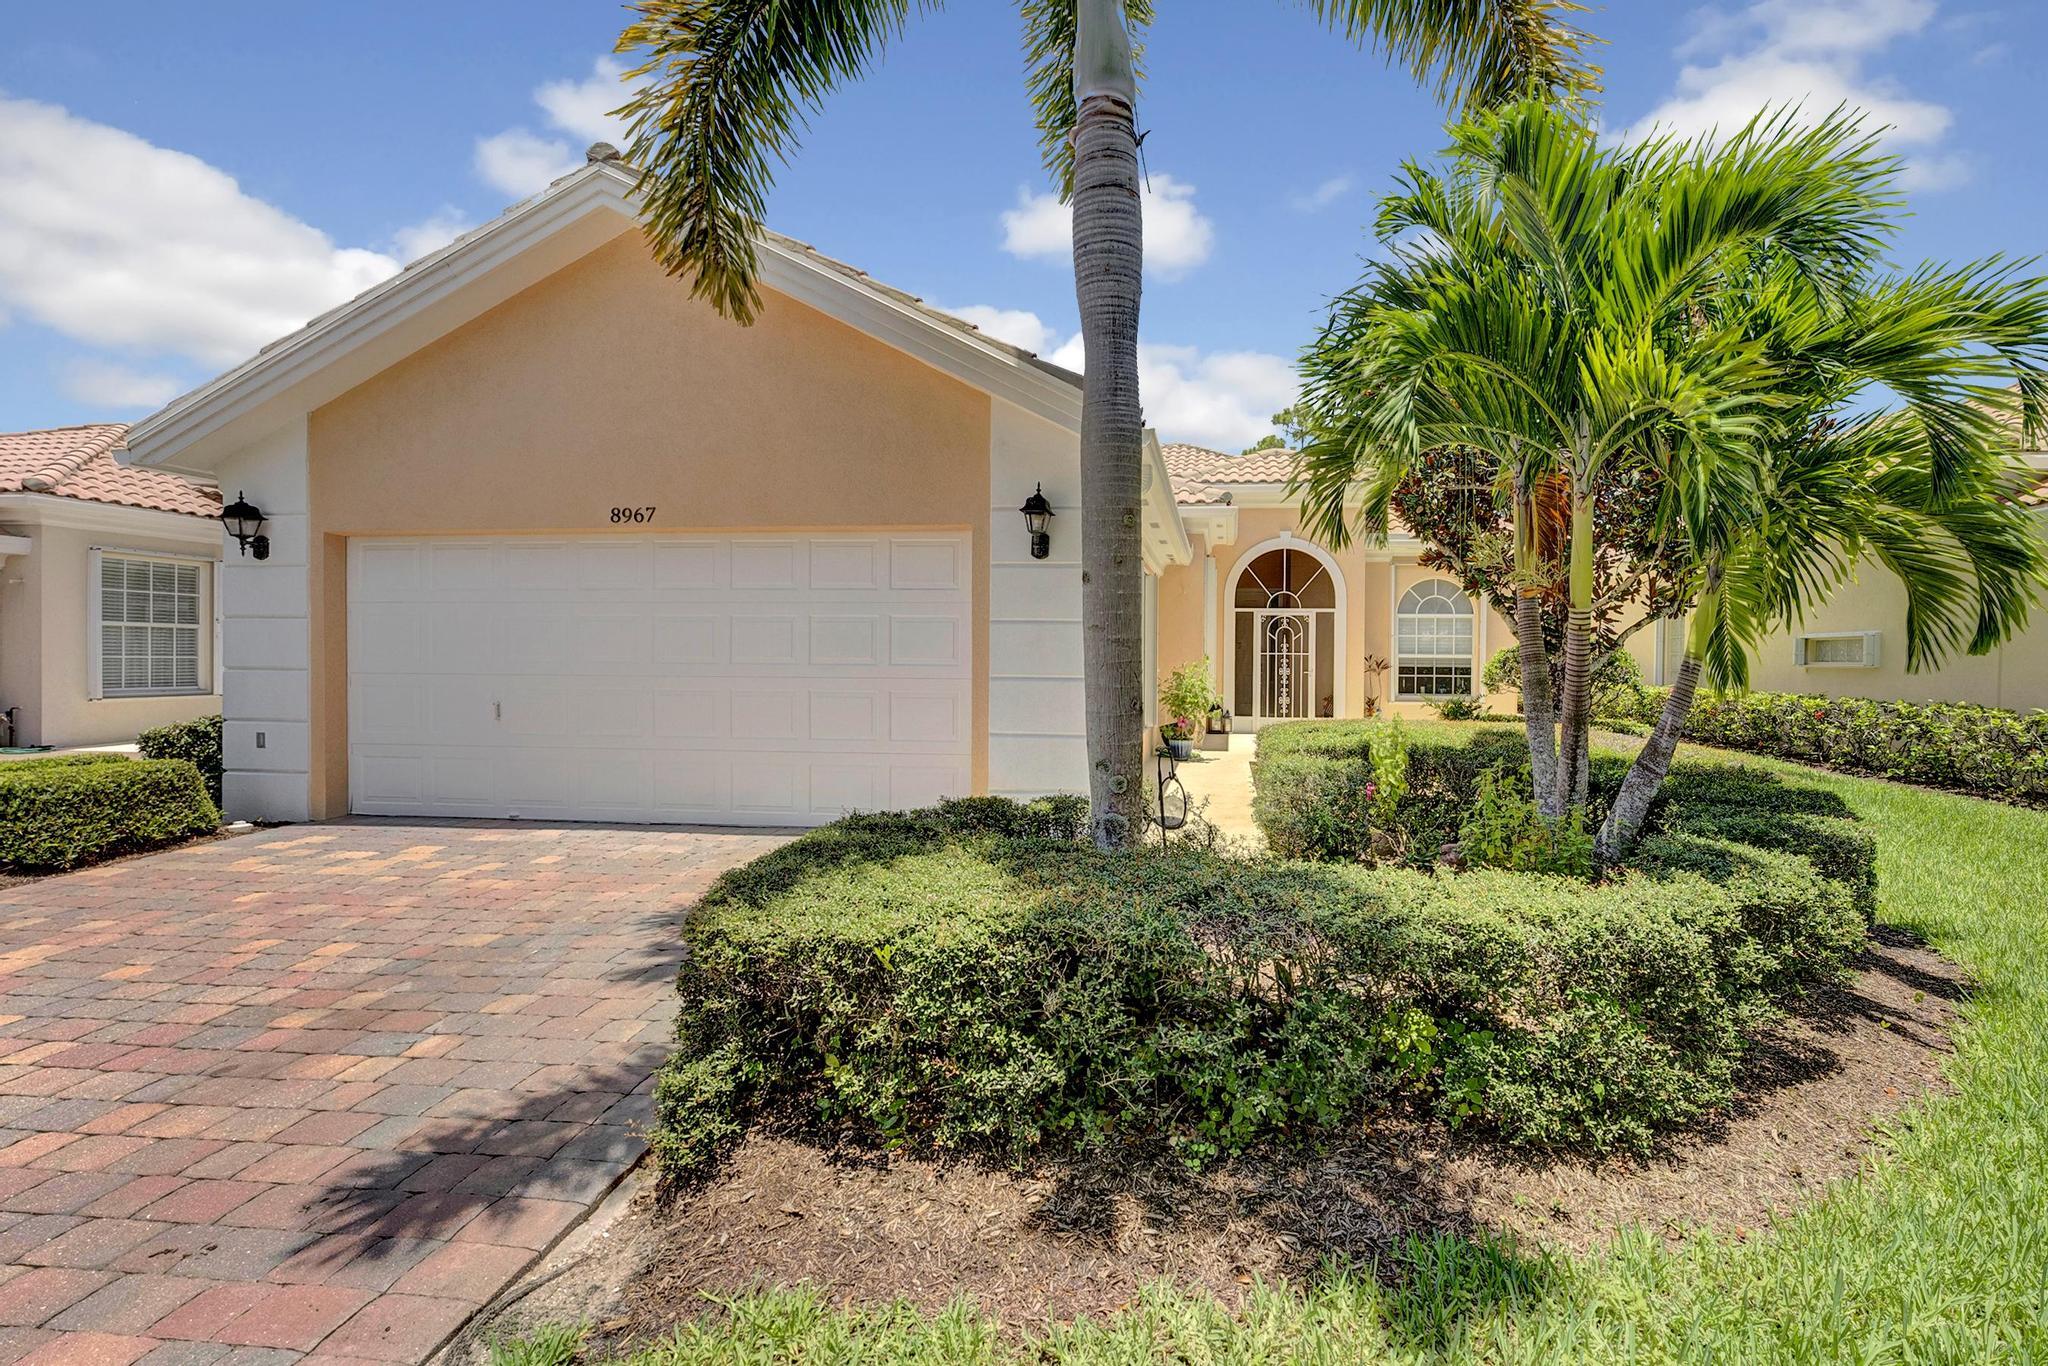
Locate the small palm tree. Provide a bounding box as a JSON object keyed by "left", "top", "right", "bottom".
{"left": 1295, "top": 98, "right": 2048, "bottom": 849}
{"left": 612, "top": 1, "right": 1599, "bottom": 848}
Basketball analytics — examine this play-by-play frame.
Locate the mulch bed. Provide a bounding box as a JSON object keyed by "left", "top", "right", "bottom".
{"left": 447, "top": 927, "right": 1965, "bottom": 1355}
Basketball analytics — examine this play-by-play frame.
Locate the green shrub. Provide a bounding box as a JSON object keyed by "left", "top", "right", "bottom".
{"left": 0, "top": 759, "right": 219, "bottom": 871}
{"left": 1683, "top": 691, "right": 2048, "bottom": 804}
{"left": 1482, "top": 645, "right": 1651, "bottom": 720}
{"left": 137, "top": 714, "right": 223, "bottom": 805}
{"left": 651, "top": 769, "right": 1870, "bottom": 1175}
{"left": 1253, "top": 721, "right": 1625, "bottom": 864}
{"left": 1426, "top": 694, "right": 1487, "bottom": 721}
{"left": 1157, "top": 659, "right": 1219, "bottom": 740}
{"left": 1457, "top": 766, "right": 1596, "bottom": 878}
{"left": 0, "top": 752, "right": 135, "bottom": 770}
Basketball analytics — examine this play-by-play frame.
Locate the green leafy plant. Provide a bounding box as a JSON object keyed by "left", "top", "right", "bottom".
{"left": 1458, "top": 765, "right": 1596, "bottom": 877}
{"left": 1427, "top": 694, "right": 1487, "bottom": 721}
{"left": 1483, "top": 647, "right": 1650, "bottom": 723}
{"left": 1157, "top": 658, "right": 1219, "bottom": 741}
{"left": 138, "top": 713, "right": 223, "bottom": 805}
{"left": 0, "top": 758, "right": 218, "bottom": 871}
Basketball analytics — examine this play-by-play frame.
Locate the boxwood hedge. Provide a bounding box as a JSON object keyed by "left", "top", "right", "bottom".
{"left": 652, "top": 758, "right": 1871, "bottom": 1174}
{"left": 0, "top": 757, "right": 220, "bottom": 872}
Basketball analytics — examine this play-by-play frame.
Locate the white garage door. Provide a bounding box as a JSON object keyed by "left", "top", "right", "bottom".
{"left": 348, "top": 534, "right": 972, "bottom": 826}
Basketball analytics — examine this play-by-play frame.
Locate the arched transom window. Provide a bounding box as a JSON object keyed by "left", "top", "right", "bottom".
{"left": 1396, "top": 578, "right": 1474, "bottom": 698}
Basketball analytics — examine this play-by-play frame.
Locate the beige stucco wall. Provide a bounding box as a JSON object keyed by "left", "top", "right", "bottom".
{"left": 302, "top": 229, "right": 996, "bottom": 817}
{"left": 0, "top": 517, "right": 221, "bottom": 748}
{"left": 1153, "top": 507, "right": 1515, "bottom": 723}
{"left": 1741, "top": 536, "right": 2048, "bottom": 710}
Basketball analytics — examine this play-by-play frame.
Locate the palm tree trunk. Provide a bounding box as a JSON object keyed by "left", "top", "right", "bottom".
{"left": 1072, "top": 0, "right": 1145, "bottom": 850}
{"left": 1596, "top": 654, "right": 1702, "bottom": 860}
{"left": 1553, "top": 485, "right": 1594, "bottom": 817}
{"left": 1598, "top": 569, "right": 1720, "bottom": 859}
{"left": 1510, "top": 481, "right": 1560, "bottom": 817}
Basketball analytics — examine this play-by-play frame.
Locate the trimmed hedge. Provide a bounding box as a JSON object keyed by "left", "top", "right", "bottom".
{"left": 1683, "top": 691, "right": 2048, "bottom": 804}
{"left": 138, "top": 714, "right": 223, "bottom": 806}
{"left": 0, "top": 758, "right": 219, "bottom": 872}
{"left": 1252, "top": 721, "right": 1628, "bottom": 863}
{"left": 653, "top": 766, "right": 1870, "bottom": 1173}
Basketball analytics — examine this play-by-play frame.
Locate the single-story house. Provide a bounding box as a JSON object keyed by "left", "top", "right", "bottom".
{"left": 118, "top": 143, "right": 2048, "bottom": 827}
{"left": 124, "top": 144, "right": 1188, "bottom": 825}
{"left": 0, "top": 424, "right": 223, "bottom": 750}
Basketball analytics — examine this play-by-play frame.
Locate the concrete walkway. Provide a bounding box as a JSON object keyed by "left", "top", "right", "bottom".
{"left": 0, "top": 819, "right": 789, "bottom": 1365}
{"left": 1173, "top": 735, "right": 1263, "bottom": 849}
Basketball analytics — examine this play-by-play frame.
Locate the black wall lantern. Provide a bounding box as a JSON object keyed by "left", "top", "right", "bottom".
{"left": 1019, "top": 483, "right": 1054, "bottom": 560}
{"left": 220, "top": 491, "right": 270, "bottom": 561}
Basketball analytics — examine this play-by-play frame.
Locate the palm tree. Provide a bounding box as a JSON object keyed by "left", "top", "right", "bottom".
{"left": 611, "top": 1, "right": 1599, "bottom": 848}
{"left": 1294, "top": 98, "right": 2048, "bottom": 845}
{"left": 1598, "top": 264, "right": 2048, "bottom": 854}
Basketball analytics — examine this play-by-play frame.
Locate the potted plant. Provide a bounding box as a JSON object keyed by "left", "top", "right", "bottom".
{"left": 1158, "top": 658, "right": 1217, "bottom": 761}
{"left": 1361, "top": 653, "right": 1390, "bottom": 717}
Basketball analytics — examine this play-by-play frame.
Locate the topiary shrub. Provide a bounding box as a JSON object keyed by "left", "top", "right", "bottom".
{"left": 651, "top": 772, "right": 1870, "bottom": 1176}
{"left": 0, "top": 758, "right": 219, "bottom": 872}
{"left": 138, "top": 714, "right": 223, "bottom": 805}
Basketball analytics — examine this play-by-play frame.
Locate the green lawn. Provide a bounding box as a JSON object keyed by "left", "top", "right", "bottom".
{"left": 534, "top": 747, "right": 2048, "bottom": 1364}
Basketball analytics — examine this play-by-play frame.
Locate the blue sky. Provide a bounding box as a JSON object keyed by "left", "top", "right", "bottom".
{"left": 1, "top": 0, "right": 2040, "bottom": 449}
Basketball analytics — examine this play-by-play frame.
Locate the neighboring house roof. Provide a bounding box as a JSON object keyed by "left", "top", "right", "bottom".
{"left": 0, "top": 424, "right": 221, "bottom": 518}
{"left": 129, "top": 146, "right": 1083, "bottom": 469}
{"left": 1162, "top": 442, "right": 1300, "bottom": 505}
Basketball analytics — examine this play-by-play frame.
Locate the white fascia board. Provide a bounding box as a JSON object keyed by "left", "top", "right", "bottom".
{"left": 0, "top": 493, "right": 221, "bottom": 544}
{"left": 1140, "top": 430, "right": 1192, "bottom": 570}
{"left": 128, "top": 161, "right": 1082, "bottom": 471}
{"left": 1179, "top": 506, "right": 1239, "bottom": 550}
{"left": 0, "top": 533, "right": 32, "bottom": 560}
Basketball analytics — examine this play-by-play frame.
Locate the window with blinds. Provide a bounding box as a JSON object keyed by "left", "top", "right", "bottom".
{"left": 99, "top": 556, "right": 204, "bottom": 694}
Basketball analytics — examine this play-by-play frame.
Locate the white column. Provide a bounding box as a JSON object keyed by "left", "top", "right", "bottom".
{"left": 1142, "top": 571, "right": 1159, "bottom": 732}
{"left": 1201, "top": 547, "right": 1218, "bottom": 685}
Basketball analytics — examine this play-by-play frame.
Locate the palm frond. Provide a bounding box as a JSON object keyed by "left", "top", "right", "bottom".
{"left": 615, "top": 0, "right": 927, "bottom": 323}
{"left": 1303, "top": 0, "right": 1602, "bottom": 111}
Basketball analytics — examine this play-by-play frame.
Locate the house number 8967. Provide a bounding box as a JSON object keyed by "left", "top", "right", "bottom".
{"left": 610, "top": 506, "right": 657, "bottom": 524}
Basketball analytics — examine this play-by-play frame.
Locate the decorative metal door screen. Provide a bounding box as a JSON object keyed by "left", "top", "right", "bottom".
{"left": 1257, "top": 611, "right": 1313, "bottom": 720}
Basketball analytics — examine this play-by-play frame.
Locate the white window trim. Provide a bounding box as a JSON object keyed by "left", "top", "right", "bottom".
{"left": 1395, "top": 577, "right": 1477, "bottom": 700}
{"left": 87, "top": 546, "right": 216, "bottom": 700}
{"left": 1794, "top": 629, "right": 1882, "bottom": 669}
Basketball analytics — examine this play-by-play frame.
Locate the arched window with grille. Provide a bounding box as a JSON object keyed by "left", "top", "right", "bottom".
{"left": 1395, "top": 578, "right": 1474, "bottom": 698}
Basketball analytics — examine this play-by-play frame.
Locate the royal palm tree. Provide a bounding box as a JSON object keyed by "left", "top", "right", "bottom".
{"left": 611, "top": 1, "right": 1599, "bottom": 848}
{"left": 1294, "top": 98, "right": 2048, "bottom": 844}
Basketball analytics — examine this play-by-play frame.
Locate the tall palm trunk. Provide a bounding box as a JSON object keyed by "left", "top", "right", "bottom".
{"left": 1553, "top": 478, "right": 1595, "bottom": 815}
{"left": 1598, "top": 572, "right": 1720, "bottom": 859}
{"left": 1511, "top": 478, "right": 1560, "bottom": 816}
{"left": 1073, "top": 0, "right": 1146, "bottom": 849}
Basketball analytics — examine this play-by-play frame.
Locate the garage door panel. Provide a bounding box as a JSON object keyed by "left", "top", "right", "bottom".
{"left": 731, "top": 540, "right": 801, "bottom": 590}
{"left": 809, "top": 614, "right": 882, "bottom": 666}
{"left": 652, "top": 611, "right": 724, "bottom": 666}
{"left": 808, "top": 539, "right": 881, "bottom": 590}
{"left": 350, "top": 533, "right": 971, "bottom": 826}
{"left": 731, "top": 616, "right": 800, "bottom": 666}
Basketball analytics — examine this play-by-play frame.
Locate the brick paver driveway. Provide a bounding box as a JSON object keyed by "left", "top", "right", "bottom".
{"left": 0, "top": 819, "right": 791, "bottom": 1365}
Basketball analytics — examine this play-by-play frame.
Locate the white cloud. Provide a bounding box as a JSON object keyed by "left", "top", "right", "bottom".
{"left": 390, "top": 206, "right": 472, "bottom": 262}
{"left": 999, "top": 173, "right": 1215, "bottom": 278}
{"left": 475, "top": 57, "right": 644, "bottom": 200}
{"left": 938, "top": 304, "right": 1060, "bottom": 356}
{"left": 1629, "top": 0, "right": 1965, "bottom": 190}
{"left": 474, "top": 128, "right": 580, "bottom": 199}
{"left": 535, "top": 56, "right": 635, "bottom": 146}
{"left": 61, "top": 360, "right": 182, "bottom": 410}
{"left": 1289, "top": 175, "right": 1355, "bottom": 213}
{"left": 940, "top": 303, "right": 1297, "bottom": 451}
{"left": 0, "top": 93, "right": 399, "bottom": 367}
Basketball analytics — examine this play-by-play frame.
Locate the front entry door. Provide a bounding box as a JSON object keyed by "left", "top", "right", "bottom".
{"left": 1257, "top": 610, "right": 1314, "bottom": 722}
